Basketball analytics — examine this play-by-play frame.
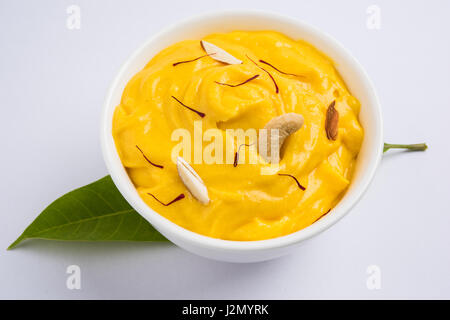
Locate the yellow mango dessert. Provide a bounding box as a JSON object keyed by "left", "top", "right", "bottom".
{"left": 112, "top": 31, "right": 364, "bottom": 241}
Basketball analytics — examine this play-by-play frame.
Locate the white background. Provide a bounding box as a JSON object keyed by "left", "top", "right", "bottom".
{"left": 0, "top": 0, "right": 449, "bottom": 299}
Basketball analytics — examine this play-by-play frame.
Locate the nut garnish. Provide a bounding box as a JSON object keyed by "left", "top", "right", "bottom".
{"left": 259, "top": 113, "right": 304, "bottom": 163}
{"left": 325, "top": 100, "right": 338, "bottom": 140}
{"left": 176, "top": 157, "right": 210, "bottom": 205}
{"left": 200, "top": 40, "right": 242, "bottom": 65}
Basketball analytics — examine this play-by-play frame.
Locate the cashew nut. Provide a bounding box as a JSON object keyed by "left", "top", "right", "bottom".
{"left": 259, "top": 113, "right": 304, "bottom": 163}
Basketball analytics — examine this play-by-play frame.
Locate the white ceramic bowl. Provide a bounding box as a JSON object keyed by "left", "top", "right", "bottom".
{"left": 101, "top": 10, "right": 383, "bottom": 263}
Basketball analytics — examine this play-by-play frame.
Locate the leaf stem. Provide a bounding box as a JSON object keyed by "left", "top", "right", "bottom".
{"left": 383, "top": 143, "right": 428, "bottom": 153}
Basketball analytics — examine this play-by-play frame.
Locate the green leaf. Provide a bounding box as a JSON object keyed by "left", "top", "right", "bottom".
{"left": 8, "top": 175, "right": 167, "bottom": 249}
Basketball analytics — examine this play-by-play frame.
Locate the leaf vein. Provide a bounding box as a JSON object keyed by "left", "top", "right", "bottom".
{"left": 84, "top": 188, "right": 116, "bottom": 211}
{"left": 69, "top": 194, "right": 95, "bottom": 217}
{"left": 27, "top": 209, "right": 135, "bottom": 238}
{"left": 130, "top": 216, "right": 143, "bottom": 239}
{"left": 105, "top": 214, "right": 126, "bottom": 240}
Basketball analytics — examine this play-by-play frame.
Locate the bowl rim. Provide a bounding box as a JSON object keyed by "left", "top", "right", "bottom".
{"left": 101, "top": 9, "right": 383, "bottom": 252}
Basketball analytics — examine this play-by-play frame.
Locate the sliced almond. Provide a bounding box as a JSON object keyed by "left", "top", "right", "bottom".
{"left": 325, "top": 101, "right": 338, "bottom": 140}
{"left": 176, "top": 157, "right": 210, "bottom": 205}
{"left": 200, "top": 40, "right": 242, "bottom": 65}
{"left": 259, "top": 113, "right": 304, "bottom": 163}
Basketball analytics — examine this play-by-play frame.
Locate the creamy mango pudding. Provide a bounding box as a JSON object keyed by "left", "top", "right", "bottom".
{"left": 112, "top": 31, "right": 364, "bottom": 241}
